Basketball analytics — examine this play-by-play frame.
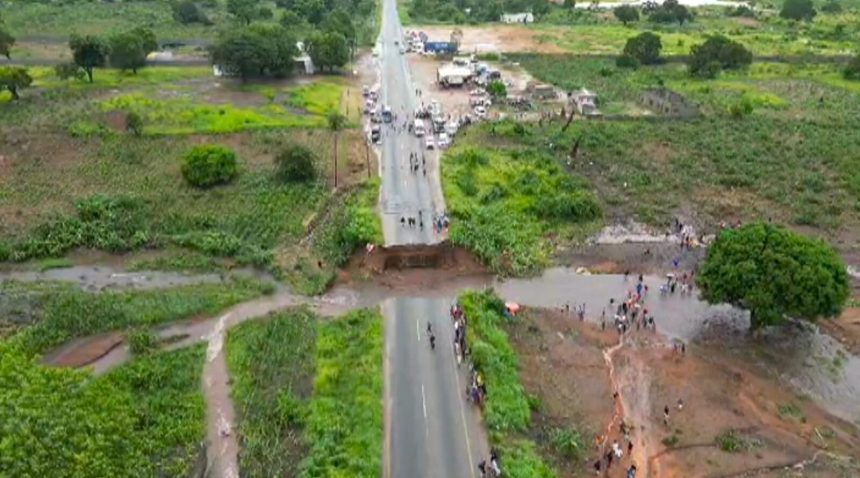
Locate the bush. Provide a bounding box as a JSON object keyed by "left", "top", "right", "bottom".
{"left": 821, "top": 0, "right": 842, "bottom": 13}
{"left": 172, "top": 0, "right": 211, "bottom": 25}
{"left": 622, "top": 31, "right": 662, "bottom": 65}
{"left": 688, "top": 35, "right": 752, "bottom": 78}
{"left": 275, "top": 144, "right": 317, "bottom": 183}
{"left": 729, "top": 96, "right": 754, "bottom": 118}
{"left": 181, "top": 145, "right": 238, "bottom": 188}
{"left": 844, "top": 55, "right": 860, "bottom": 81}
{"left": 126, "top": 112, "right": 143, "bottom": 136}
{"left": 780, "top": 0, "right": 816, "bottom": 21}
{"left": 127, "top": 328, "right": 158, "bottom": 355}
{"left": 616, "top": 53, "right": 640, "bottom": 69}
{"left": 54, "top": 62, "right": 85, "bottom": 81}
{"left": 549, "top": 427, "right": 586, "bottom": 461}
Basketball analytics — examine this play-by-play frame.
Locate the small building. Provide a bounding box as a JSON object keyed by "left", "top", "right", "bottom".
{"left": 501, "top": 12, "right": 534, "bottom": 23}
{"left": 294, "top": 41, "right": 315, "bottom": 75}
{"left": 525, "top": 81, "right": 556, "bottom": 100}
{"left": 570, "top": 88, "right": 600, "bottom": 116}
{"left": 640, "top": 87, "right": 698, "bottom": 117}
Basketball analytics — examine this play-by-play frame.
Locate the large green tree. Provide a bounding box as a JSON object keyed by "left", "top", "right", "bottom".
{"left": 623, "top": 31, "right": 662, "bottom": 65}
{"left": 227, "top": 0, "right": 263, "bottom": 24}
{"left": 69, "top": 34, "right": 110, "bottom": 83}
{"left": 688, "top": 34, "right": 752, "bottom": 78}
{"left": 698, "top": 223, "right": 849, "bottom": 330}
{"left": 210, "top": 25, "right": 297, "bottom": 80}
{"left": 321, "top": 9, "right": 356, "bottom": 56}
{"left": 649, "top": 0, "right": 691, "bottom": 25}
{"left": 780, "top": 0, "right": 816, "bottom": 21}
{"left": 614, "top": 5, "right": 640, "bottom": 25}
{"left": 305, "top": 31, "right": 349, "bottom": 72}
{"left": 109, "top": 28, "right": 158, "bottom": 74}
{"left": 0, "top": 66, "right": 32, "bottom": 100}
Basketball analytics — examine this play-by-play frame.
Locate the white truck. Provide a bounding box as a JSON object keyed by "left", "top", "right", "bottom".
{"left": 413, "top": 119, "right": 426, "bottom": 137}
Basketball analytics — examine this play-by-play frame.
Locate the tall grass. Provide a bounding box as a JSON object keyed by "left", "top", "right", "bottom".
{"left": 227, "top": 309, "right": 318, "bottom": 477}
{"left": 2, "top": 278, "right": 269, "bottom": 354}
{"left": 301, "top": 309, "right": 383, "bottom": 477}
{"left": 0, "top": 343, "right": 206, "bottom": 478}
{"left": 442, "top": 142, "right": 600, "bottom": 275}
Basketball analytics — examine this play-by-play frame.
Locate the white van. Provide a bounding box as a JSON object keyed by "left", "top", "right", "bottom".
{"left": 413, "top": 119, "right": 426, "bottom": 137}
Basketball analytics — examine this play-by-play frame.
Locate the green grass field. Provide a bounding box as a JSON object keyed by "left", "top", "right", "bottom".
{"left": 227, "top": 308, "right": 318, "bottom": 477}
{"left": 0, "top": 343, "right": 206, "bottom": 478}
{"left": 442, "top": 128, "right": 601, "bottom": 275}
{"left": 500, "top": 53, "right": 860, "bottom": 232}
{"left": 0, "top": 278, "right": 270, "bottom": 354}
{"left": 226, "top": 308, "right": 383, "bottom": 477}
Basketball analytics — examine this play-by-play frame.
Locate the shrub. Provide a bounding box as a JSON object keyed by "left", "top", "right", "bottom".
{"left": 127, "top": 328, "right": 158, "bottom": 355}
{"left": 549, "top": 427, "right": 586, "bottom": 461}
{"left": 821, "top": 0, "right": 842, "bottom": 13}
{"left": 780, "top": 0, "right": 816, "bottom": 21}
{"left": 688, "top": 35, "right": 752, "bottom": 78}
{"left": 616, "top": 53, "right": 640, "bottom": 69}
{"left": 181, "top": 145, "right": 238, "bottom": 188}
{"left": 275, "top": 144, "right": 317, "bottom": 183}
{"left": 729, "top": 96, "right": 754, "bottom": 118}
{"left": 622, "top": 31, "right": 662, "bottom": 65}
{"left": 126, "top": 112, "right": 143, "bottom": 136}
{"left": 54, "top": 62, "right": 85, "bottom": 81}
{"left": 172, "top": 0, "right": 211, "bottom": 25}
{"left": 844, "top": 55, "right": 860, "bottom": 81}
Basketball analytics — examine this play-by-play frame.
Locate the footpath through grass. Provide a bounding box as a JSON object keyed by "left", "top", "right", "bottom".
{"left": 442, "top": 128, "right": 601, "bottom": 275}
{"left": 0, "top": 343, "right": 206, "bottom": 478}
{"left": 459, "top": 290, "right": 555, "bottom": 478}
{"left": 0, "top": 278, "right": 270, "bottom": 355}
{"left": 226, "top": 308, "right": 383, "bottom": 477}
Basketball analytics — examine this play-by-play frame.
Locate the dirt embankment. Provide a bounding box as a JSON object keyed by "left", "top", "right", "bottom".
{"left": 507, "top": 308, "right": 860, "bottom": 477}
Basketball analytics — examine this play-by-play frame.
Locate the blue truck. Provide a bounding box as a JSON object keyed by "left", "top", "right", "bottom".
{"left": 423, "top": 41, "right": 458, "bottom": 55}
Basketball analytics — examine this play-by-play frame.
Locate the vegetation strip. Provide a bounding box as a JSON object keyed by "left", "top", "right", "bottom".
{"left": 0, "top": 278, "right": 271, "bottom": 354}
{"left": 0, "top": 343, "right": 207, "bottom": 477}
{"left": 459, "top": 290, "right": 556, "bottom": 478}
{"left": 226, "top": 308, "right": 384, "bottom": 477}
{"left": 227, "top": 308, "right": 318, "bottom": 477}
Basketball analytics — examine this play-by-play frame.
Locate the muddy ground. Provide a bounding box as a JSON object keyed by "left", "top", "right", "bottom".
{"left": 412, "top": 25, "right": 565, "bottom": 54}
{"left": 508, "top": 308, "right": 860, "bottom": 477}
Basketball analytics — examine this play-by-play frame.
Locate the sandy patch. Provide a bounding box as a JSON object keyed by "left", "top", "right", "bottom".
{"left": 412, "top": 25, "right": 565, "bottom": 54}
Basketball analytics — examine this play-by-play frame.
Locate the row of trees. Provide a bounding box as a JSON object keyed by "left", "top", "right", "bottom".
{"left": 617, "top": 31, "right": 752, "bottom": 78}
{"left": 181, "top": 142, "right": 323, "bottom": 189}
{"left": 64, "top": 28, "right": 158, "bottom": 83}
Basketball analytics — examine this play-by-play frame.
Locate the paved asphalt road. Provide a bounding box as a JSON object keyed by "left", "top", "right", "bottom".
{"left": 377, "top": 0, "right": 489, "bottom": 476}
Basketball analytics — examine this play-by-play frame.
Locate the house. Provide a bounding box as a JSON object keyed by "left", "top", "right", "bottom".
{"left": 525, "top": 81, "right": 556, "bottom": 100}
{"left": 570, "top": 88, "right": 600, "bottom": 116}
{"left": 640, "top": 87, "right": 698, "bottom": 117}
{"left": 501, "top": 12, "right": 534, "bottom": 23}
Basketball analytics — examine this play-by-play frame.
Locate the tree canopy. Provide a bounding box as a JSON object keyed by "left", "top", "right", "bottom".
{"left": 844, "top": 54, "right": 860, "bottom": 81}
{"left": 210, "top": 25, "right": 298, "bottom": 80}
{"left": 305, "top": 31, "right": 349, "bottom": 72}
{"left": 614, "top": 5, "right": 640, "bottom": 25}
{"left": 623, "top": 31, "right": 662, "bottom": 65}
{"left": 649, "top": 0, "right": 691, "bottom": 25}
{"left": 0, "top": 66, "right": 32, "bottom": 100}
{"left": 109, "top": 28, "right": 158, "bottom": 74}
{"left": 227, "top": 0, "right": 267, "bottom": 24}
{"left": 780, "top": 0, "right": 816, "bottom": 21}
{"left": 698, "top": 223, "right": 849, "bottom": 329}
{"left": 688, "top": 35, "right": 752, "bottom": 78}
{"left": 69, "top": 34, "right": 110, "bottom": 83}
{"left": 172, "top": 1, "right": 211, "bottom": 25}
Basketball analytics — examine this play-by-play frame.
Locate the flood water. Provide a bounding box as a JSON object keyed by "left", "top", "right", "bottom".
{"left": 35, "top": 264, "right": 859, "bottom": 427}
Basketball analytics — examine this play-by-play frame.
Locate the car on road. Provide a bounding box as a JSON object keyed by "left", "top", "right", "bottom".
{"left": 399, "top": 47, "right": 406, "bottom": 54}
{"left": 437, "top": 133, "right": 450, "bottom": 149}
{"left": 382, "top": 105, "right": 392, "bottom": 123}
{"left": 413, "top": 119, "right": 426, "bottom": 137}
{"left": 425, "top": 136, "right": 435, "bottom": 150}
{"left": 370, "top": 125, "right": 381, "bottom": 144}
{"left": 474, "top": 106, "right": 488, "bottom": 119}
{"left": 445, "top": 121, "right": 458, "bottom": 136}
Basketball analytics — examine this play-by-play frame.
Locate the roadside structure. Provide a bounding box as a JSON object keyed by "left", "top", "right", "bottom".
{"left": 500, "top": 12, "right": 534, "bottom": 23}
{"left": 571, "top": 88, "right": 600, "bottom": 116}
{"left": 640, "top": 87, "right": 698, "bottom": 117}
